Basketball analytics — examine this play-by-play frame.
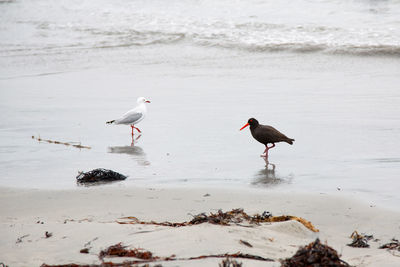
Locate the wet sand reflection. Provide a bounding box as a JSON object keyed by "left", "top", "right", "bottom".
{"left": 108, "top": 142, "right": 150, "bottom": 166}
{"left": 252, "top": 158, "right": 290, "bottom": 186}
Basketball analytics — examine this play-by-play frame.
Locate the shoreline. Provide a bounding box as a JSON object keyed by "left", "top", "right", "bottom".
{"left": 1, "top": 185, "right": 399, "bottom": 266}
{"left": 2, "top": 180, "right": 399, "bottom": 212}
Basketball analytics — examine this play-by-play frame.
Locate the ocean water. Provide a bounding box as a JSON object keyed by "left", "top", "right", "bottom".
{"left": 0, "top": 0, "right": 399, "bottom": 209}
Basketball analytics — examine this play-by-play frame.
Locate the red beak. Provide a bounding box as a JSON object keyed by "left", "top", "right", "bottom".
{"left": 145, "top": 100, "right": 151, "bottom": 103}
{"left": 240, "top": 123, "right": 249, "bottom": 131}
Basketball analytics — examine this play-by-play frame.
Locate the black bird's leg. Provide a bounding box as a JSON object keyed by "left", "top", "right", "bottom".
{"left": 261, "top": 143, "right": 276, "bottom": 158}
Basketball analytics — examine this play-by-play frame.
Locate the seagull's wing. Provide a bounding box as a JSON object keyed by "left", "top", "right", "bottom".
{"left": 115, "top": 109, "right": 143, "bottom": 125}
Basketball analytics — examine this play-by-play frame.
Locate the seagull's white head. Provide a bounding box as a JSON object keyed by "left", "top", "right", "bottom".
{"left": 137, "top": 97, "right": 151, "bottom": 104}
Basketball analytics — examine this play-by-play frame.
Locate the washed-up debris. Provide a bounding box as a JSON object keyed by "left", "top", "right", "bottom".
{"left": 76, "top": 168, "right": 127, "bottom": 184}
{"left": 42, "top": 247, "right": 273, "bottom": 266}
{"left": 219, "top": 257, "right": 242, "bottom": 267}
{"left": 80, "top": 248, "right": 90, "bottom": 254}
{"left": 99, "top": 243, "right": 160, "bottom": 260}
{"left": 239, "top": 240, "right": 253, "bottom": 248}
{"left": 347, "top": 231, "right": 373, "bottom": 248}
{"left": 0, "top": 262, "right": 10, "bottom": 267}
{"left": 16, "top": 234, "right": 29, "bottom": 244}
{"left": 117, "top": 209, "right": 319, "bottom": 232}
{"left": 80, "top": 237, "right": 98, "bottom": 254}
{"left": 32, "top": 135, "right": 91, "bottom": 149}
{"left": 45, "top": 231, "right": 53, "bottom": 238}
{"left": 186, "top": 253, "right": 273, "bottom": 262}
{"left": 99, "top": 243, "right": 273, "bottom": 263}
{"left": 379, "top": 238, "right": 400, "bottom": 251}
{"left": 281, "top": 238, "right": 350, "bottom": 267}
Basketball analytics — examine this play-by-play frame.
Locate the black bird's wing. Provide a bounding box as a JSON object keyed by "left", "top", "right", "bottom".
{"left": 252, "top": 125, "right": 293, "bottom": 144}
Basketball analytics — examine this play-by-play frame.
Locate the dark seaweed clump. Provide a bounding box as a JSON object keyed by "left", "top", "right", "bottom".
{"left": 76, "top": 168, "right": 127, "bottom": 185}
{"left": 281, "top": 238, "right": 350, "bottom": 267}
{"left": 347, "top": 231, "right": 373, "bottom": 248}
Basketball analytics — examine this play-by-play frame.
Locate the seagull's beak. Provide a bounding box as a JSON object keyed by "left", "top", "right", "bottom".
{"left": 239, "top": 123, "right": 249, "bottom": 131}
{"left": 145, "top": 100, "right": 151, "bottom": 103}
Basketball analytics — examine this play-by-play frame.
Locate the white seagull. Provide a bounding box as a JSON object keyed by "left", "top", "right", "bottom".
{"left": 107, "top": 97, "right": 151, "bottom": 135}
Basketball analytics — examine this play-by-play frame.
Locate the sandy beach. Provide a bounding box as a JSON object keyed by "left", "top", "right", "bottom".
{"left": 1, "top": 186, "right": 399, "bottom": 266}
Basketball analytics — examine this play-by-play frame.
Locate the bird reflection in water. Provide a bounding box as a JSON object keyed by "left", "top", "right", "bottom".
{"left": 131, "top": 133, "right": 141, "bottom": 146}
{"left": 108, "top": 138, "right": 150, "bottom": 166}
{"left": 252, "top": 158, "right": 287, "bottom": 186}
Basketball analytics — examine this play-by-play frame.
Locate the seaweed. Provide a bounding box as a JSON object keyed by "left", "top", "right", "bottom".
{"left": 99, "top": 243, "right": 157, "bottom": 260}
{"left": 45, "top": 231, "right": 53, "bottom": 238}
{"left": 98, "top": 242, "right": 273, "bottom": 263}
{"left": 97, "top": 243, "right": 273, "bottom": 264}
{"left": 219, "top": 257, "right": 242, "bottom": 267}
{"left": 42, "top": 246, "right": 273, "bottom": 266}
{"left": 41, "top": 209, "right": 321, "bottom": 266}
{"left": 347, "top": 231, "right": 372, "bottom": 248}
{"left": 186, "top": 252, "right": 273, "bottom": 262}
{"left": 281, "top": 238, "right": 351, "bottom": 267}
{"left": 117, "top": 208, "right": 319, "bottom": 232}
{"left": 76, "top": 169, "right": 127, "bottom": 185}
{"left": 239, "top": 240, "right": 253, "bottom": 248}
{"left": 80, "top": 248, "right": 90, "bottom": 254}
{"left": 379, "top": 238, "right": 400, "bottom": 251}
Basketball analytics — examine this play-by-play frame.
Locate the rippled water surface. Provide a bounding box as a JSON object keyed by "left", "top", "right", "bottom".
{"left": 0, "top": 0, "right": 399, "bottom": 209}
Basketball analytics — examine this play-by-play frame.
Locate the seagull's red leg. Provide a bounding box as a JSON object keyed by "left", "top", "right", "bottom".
{"left": 131, "top": 124, "right": 142, "bottom": 133}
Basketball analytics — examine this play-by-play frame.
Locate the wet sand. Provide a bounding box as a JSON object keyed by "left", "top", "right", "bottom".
{"left": 1, "top": 186, "right": 399, "bottom": 266}
{"left": 1, "top": 51, "right": 400, "bottom": 209}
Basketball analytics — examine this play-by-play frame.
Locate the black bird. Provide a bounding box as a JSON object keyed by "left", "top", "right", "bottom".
{"left": 240, "top": 118, "right": 295, "bottom": 158}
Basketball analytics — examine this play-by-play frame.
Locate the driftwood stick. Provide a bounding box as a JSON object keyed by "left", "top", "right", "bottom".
{"left": 32, "top": 135, "right": 91, "bottom": 149}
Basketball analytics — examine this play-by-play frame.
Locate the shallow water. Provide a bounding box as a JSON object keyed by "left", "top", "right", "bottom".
{"left": 0, "top": 1, "right": 400, "bottom": 209}
{"left": 1, "top": 50, "right": 400, "bottom": 209}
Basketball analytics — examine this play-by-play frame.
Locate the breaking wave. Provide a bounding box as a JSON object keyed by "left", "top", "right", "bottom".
{"left": 5, "top": 19, "right": 400, "bottom": 58}
{"left": 2, "top": 0, "right": 400, "bottom": 58}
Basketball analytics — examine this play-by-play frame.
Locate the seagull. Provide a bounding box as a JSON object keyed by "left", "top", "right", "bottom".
{"left": 107, "top": 97, "right": 150, "bottom": 136}
{"left": 240, "top": 118, "right": 294, "bottom": 159}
